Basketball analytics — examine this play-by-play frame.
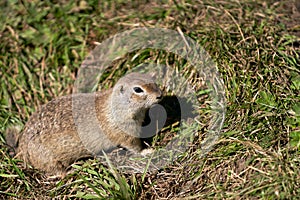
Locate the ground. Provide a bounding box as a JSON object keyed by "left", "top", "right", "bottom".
{"left": 0, "top": 0, "right": 299, "bottom": 199}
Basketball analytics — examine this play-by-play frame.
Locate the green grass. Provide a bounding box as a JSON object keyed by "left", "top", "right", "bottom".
{"left": 1, "top": 0, "right": 299, "bottom": 199}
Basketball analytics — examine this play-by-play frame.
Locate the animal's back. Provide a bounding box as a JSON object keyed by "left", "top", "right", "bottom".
{"left": 17, "top": 93, "right": 98, "bottom": 174}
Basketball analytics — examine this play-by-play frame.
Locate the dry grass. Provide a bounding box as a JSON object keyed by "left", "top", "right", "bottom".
{"left": 0, "top": 0, "right": 299, "bottom": 199}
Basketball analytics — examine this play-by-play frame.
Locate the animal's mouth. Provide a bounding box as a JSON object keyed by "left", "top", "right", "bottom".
{"left": 156, "top": 93, "right": 163, "bottom": 101}
{"left": 153, "top": 93, "right": 163, "bottom": 104}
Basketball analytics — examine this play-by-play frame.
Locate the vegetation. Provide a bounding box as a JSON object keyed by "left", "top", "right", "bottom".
{"left": 0, "top": 0, "right": 299, "bottom": 199}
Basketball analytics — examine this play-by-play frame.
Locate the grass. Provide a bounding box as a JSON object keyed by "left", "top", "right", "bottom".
{"left": 1, "top": 0, "right": 299, "bottom": 199}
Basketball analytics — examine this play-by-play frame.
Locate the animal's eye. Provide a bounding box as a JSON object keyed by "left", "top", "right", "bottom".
{"left": 133, "top": 87, "right": 144, "bottom": 94}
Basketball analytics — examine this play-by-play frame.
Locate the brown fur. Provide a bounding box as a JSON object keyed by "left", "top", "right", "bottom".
{"left": 5, "top": 73, "right": 162, "bottom": 175}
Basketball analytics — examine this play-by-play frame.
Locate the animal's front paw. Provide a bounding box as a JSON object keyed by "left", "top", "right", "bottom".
{"left": 140, "top": 148, "right": 154, "bottom": 156}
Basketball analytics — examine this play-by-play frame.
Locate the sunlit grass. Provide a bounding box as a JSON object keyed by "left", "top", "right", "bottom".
{"left": 0, "top": 0, "right": 299, "bottom": 199}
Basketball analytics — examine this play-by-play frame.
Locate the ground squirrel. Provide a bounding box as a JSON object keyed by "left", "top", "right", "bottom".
{"left": 5, "top": 72, "right": 162, "bottom": 175}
